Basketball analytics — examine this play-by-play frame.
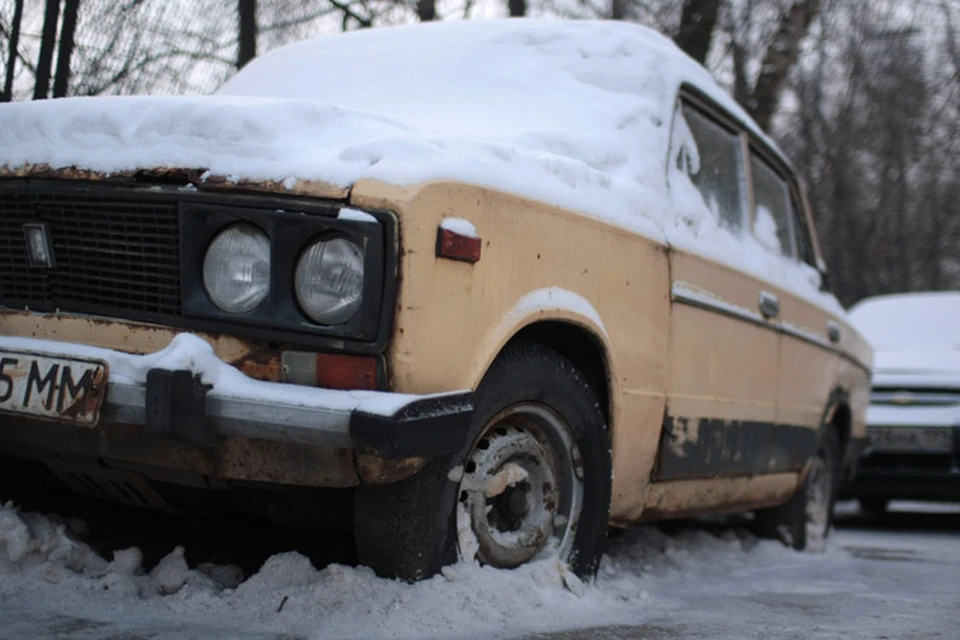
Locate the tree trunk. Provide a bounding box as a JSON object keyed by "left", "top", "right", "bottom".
{"left": 508, "top": 0, "right": 527, "bottom": 17}
{"left": 610, "top": 0, "right": 627, "bottom": 20}
{"left": 748, "top": 0, "right": 820, "bottom": 131}
{"left": 34, "top": 0, "right": 62, "bottom": 100}
{"left": 674, "top": 0, "right": 722, "bottom": 65}
{"left": 52, "top": 0, "right": 80, "bottom": 98}
{"left": 238, "top": 0, "right": 257, "bottom": 69}
{"left": 417, "top": 0, "right": 436, "bottom": 21}
{"left": 2, "top": 0, "right": 24, "bottom": 102}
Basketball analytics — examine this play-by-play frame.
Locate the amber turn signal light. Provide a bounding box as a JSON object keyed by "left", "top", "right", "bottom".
{"left": 282, "top": 351, "right": 381, "bottom": 390}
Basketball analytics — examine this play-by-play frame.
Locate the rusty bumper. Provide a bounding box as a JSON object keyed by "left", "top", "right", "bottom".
{"left": 106, "top": 370, "right": 474, "bottom": 459}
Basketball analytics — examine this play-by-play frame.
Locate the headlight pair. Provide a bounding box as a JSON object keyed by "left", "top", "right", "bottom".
{"left": 202, "top": 223, "right": 364, "bottom": 325}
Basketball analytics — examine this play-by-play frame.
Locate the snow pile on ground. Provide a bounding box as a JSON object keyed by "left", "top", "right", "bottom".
{"left": 0, "top": 503, "right": 242, "bottom": 601}
{"left": 0, "top": 501, "right": 848, "bottom": 640}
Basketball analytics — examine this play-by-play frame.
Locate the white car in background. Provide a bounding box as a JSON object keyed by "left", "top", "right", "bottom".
{"left": 845, "top": 292, "right": 960, "bottom": 511}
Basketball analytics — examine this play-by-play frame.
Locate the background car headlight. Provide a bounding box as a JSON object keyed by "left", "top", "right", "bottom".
{"left": 202, "top": 223, "right": 271, "bottom": 313}
{"left": 295, "top": 237, "right": 364, "bottom": 325}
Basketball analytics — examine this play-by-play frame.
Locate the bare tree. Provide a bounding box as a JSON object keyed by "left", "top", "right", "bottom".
{"left": 779, "top": 0, "right": 960, "bottom": 304}
{"left": 508, "top": 0, "right": 527, "bottom": 17}
{"left": 2, "top": 0, "right": 24, "bottom": 102}
{"left": 417, "top": 0, "right": 436, "bottom": 21}
{"left": 238, "top": 0, "right": 257, "bottom": 69}
{"left": 34, "top": 0, "right": 61, "bottom": 100}
{"left": 53, "top": 0, "right": 81, "bottom": 98}
{"left": 675, "top": 0, "right": 722, "bottom": 64}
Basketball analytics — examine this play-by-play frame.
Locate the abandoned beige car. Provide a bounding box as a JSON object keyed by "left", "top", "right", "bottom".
{"left": 0, "top": 20, "right": 871, "bottom": 580}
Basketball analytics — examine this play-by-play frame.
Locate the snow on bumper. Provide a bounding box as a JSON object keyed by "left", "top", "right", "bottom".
{"left": 0, "top": 333, "right": 473, "bottom": 459}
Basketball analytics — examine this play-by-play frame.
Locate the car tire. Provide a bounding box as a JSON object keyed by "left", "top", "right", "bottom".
{"left": 354, "top": 341, "right": 612, "bottom": 581}
{"left": 754, "top": 426, "right": 841, "bottom": 552}
{"left": 858, "top": 498, "right": 888, "bottom": 514}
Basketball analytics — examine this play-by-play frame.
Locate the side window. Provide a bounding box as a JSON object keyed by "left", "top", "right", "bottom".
{"left": 674, "top": 102, "right": 748, "bottom": 232}
{"left": 749, "top": 152, "right": 795, "bottom": 257}
{"left": 790, "top": 195, "right": 816, "bottom": 267}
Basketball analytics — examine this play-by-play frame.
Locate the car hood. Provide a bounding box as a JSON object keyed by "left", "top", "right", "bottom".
{"left": 872, "top": 348, "right": 960, "bottom": 389}
{"left": 0, "top": 94, "right": 411, "bottom": 191}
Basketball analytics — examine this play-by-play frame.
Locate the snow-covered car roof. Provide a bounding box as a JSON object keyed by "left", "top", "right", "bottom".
{"left": 849, "top": 292, "right": 960, "bottom": 350}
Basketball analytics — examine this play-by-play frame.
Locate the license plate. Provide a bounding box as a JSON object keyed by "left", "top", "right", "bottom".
{"left": 0, "top": 351, "right": 109, "bottom": 426}
{"left": 868, "top": 425, "right": 953, "bottom": 452}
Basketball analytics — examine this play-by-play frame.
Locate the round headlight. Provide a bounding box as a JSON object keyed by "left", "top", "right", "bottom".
{"left": 295, "top": 237, "right": 364, "bottom": 325}
{"left": 203, "top": 223, "right": 271, "bottom": 314}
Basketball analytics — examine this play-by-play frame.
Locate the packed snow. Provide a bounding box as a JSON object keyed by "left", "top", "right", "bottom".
{"left": 440, "top": 217, "right": 480, "bottom": 240}
{"left": 0, "top": 19, "right": 841, "bottom": 317}
{"left": 1, "top": 501, "right": 957, "bottom": 639}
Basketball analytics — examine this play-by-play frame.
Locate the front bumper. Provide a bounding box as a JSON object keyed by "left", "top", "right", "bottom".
{"left": 843, "top": 424, "right": 960, "bottom": 502}
{"left": 0, "top": 333, "right": 473, "bottom": 467}
{"left": 117, "top": 369, "right": 474, "bottom": 459}
{"left": 844, "top": 466, "right": 960, "bottom": 502}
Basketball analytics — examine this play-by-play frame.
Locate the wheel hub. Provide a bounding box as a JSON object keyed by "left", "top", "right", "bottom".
{"left": 457, "top": 404, "right": 583, "bottom": 569}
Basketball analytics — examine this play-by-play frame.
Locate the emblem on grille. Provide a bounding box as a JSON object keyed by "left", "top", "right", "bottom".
{"left": 890, "top": 391, "right": 915, "bottom": 406}
{"left": 23, "top": 223, "right": 56, "bottom": 268}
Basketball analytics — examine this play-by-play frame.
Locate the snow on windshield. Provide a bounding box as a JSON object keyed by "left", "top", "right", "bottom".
{"left": 849, "top": 292, "right": 960, "bottom": 349}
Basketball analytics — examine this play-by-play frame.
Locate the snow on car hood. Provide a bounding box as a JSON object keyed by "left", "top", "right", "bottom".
{"left": 871, "top": 348, "right": 960, "bottom": 389}
{"left": 849, "top": 292, "right": 960, "bottom": 351}
{"left": 873, "top": 348, "right": 960, "bottom": 375}
{"left": 0, "top": 94, "right": 410, "bottom": 188}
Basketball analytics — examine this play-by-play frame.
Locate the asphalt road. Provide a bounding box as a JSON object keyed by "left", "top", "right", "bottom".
{"left": 526, "top": 501, "right": 960, "bottom": 640}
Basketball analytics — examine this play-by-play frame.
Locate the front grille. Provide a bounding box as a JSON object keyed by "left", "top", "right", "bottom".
{"left": 871, "top": 388, "right": 960, "bottom": 407}
{"left": 0, "top": 188, "right": 180, "bottom": 318}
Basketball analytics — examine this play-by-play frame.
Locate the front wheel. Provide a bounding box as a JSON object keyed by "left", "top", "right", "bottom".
{"left": 354, "top": 342, "right": 612, "bottom": 581}
{"left": 754, "top": 427, "right": 840, "bottom": 552}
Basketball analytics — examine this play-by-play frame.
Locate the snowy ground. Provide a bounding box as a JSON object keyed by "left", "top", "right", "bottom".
{"left": 0, "top": 498, "right": 957, "bottom": 640}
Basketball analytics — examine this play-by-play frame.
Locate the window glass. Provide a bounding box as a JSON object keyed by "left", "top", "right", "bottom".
{"left": 749, "top": 153, "right": 794, "bottom": 257}
{"left": 674, "top": 103, "right": 747, "bottom": 232}
{"left": 791, "top": 195, "right": 816, "bottom": 267}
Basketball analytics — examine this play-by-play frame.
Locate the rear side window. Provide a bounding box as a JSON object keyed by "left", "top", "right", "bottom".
{"left": 749, "top": 153, "right": 795, "bottom": 258}
{"left": 674, "top": 103, "right": 747, "bottom": 232}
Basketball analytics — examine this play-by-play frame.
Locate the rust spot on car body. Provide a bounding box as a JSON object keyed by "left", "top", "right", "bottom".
{"left": 0, "top": 309, "right": 282, "bottom": 382}
{"left": 0, "top": 164, "right": 350, "bottom": 201}
{"left": 355, "top": 452, "right": 428, "bottom": 485}
{"left": 58, "top": 365, "right": 108, "bottom": 421}
{"left": 216, "top": 437, "right": 359, "bottom": 487}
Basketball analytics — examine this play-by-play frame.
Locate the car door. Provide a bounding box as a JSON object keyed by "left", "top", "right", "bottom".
{"left": 744, "top": 145, "right": 835, "bottom": 471}
{"left": 655, "top": 93, "right": 782, "bottom": 482}
{"left": 764, "top": 170, "right": 849, "bottom": 463}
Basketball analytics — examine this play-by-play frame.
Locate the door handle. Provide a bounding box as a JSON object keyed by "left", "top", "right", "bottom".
{"left": 827, "top": 320, "right": 842, "bottom": 344}
{"left": 758, "top": 291, "right": 780, "bottom": 319}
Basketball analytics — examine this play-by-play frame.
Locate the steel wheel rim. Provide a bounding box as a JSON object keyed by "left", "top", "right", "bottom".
{"left": 456, "top": 403, "right": 584, "bottom": 568}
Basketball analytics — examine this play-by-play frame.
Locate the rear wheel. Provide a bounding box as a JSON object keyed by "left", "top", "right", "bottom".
{"left": 354, "top": 342, "right": 611, "bottom": 581}
{"left": 754, "top": 427, "right": 840, "bottom": 552}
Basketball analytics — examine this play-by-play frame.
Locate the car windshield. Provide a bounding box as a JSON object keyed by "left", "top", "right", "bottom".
{"left": 848, "top": 293, "right": 960, "bottom": 349}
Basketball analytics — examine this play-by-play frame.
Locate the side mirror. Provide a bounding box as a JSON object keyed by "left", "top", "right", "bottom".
{"left": 819, "top": 268, "right": 832, "bottom": 293}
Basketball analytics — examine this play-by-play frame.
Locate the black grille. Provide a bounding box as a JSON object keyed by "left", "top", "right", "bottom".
{"left": 0, "top": 188, "right": 181, "bottom": 318}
